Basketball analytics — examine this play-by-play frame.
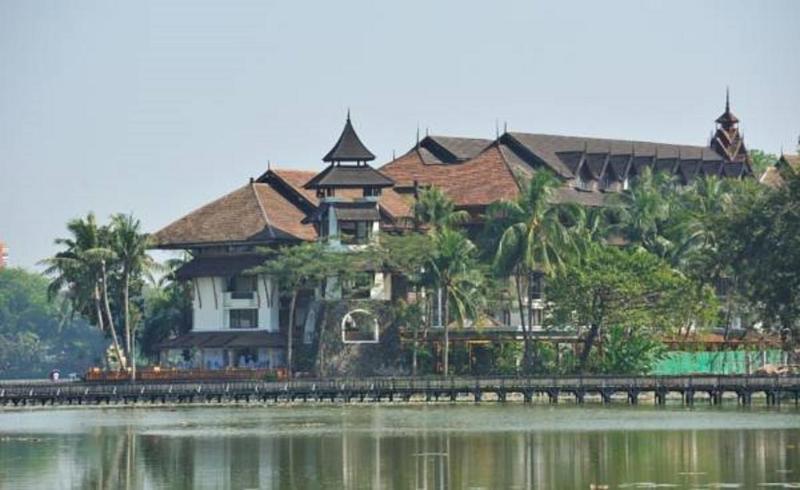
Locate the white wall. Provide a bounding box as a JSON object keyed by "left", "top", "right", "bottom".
{"left": 191, "top": 274, "right": 279, "bottom": 332}
{"left": 370, "top": 272, "right": 391, "bottom": 300}
{"left": 192, "top": 277, "right": 224, "bottom": 331}
{"left": 256, "top": 275, "right": 280, "bottom": 332}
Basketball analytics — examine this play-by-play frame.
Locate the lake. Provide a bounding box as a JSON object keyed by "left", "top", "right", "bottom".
{"left": 0, "top": 404, "right": 798, "bottom": 489}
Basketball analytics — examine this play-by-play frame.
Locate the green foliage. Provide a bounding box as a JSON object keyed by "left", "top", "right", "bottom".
{"left": 548, "top": 243, "right": 717, "bottom": 371}
{"left": 717, "top": 168, "right": 800, "bottom": 341}
{"left": 414, "top": 186, "right": 469, "bottom": 230}
{"left": 748, "top": 149, "right": 779, "bottom": 177}
{"left": 0, "top": 268, "right": 106, "bottom": 378}
{"left": 598, "top": 325, "right": 667, "bottom": 374}
{"left": 138, "top": 259, "right": 192, "bottom": 359}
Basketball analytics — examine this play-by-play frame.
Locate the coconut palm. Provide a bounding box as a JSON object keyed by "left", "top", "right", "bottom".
{"left": 609, "top": 167, "right": 676, "bottom": 259}
{"left": 414, "top": 186, "right": 469, "bottom": 231}
{"left": 423, "top": 227, "right": 483, "bottom": 376}
{"left": 110, "top": 213, "right": 157, "bottom": 380}
{"left": 489, "top": 170, "right": 576, "bottom": 370}
{"left": 41, "top": 213, "right": 126, "bottom": 369}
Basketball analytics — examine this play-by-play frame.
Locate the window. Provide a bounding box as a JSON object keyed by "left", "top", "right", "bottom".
{"left": 339, "top": 221, "right": 372, "bottom": 245}
{"left": 531, "top": 308, "right": 543, "bottom": 328}
{"left": 342, "top": 309, "right": 379, "bottom": 343}
{"left": 227, "top": 275, "right": 256, "bottom": 299}
{"left": 530, "top": 272, "right": 544, "bottom": 300}
{"left": 343, "top": 272, "right": 374, "bottom": 299}
{"left": 363, "top": 187, "right": 382, "bottom": 197}
{"left": 576, "top": 175, "right": 591, "bottom": 191}
{"left": 230, "top": 309, "right": 258, "bottom": 329}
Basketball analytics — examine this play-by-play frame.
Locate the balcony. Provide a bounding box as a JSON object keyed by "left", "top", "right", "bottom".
{"left": 223, "top": 291, "right": 257, "bottom": 308}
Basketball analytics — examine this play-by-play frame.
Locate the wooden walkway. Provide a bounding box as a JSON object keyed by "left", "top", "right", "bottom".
{"left": 1, "top": 375, "right": 799, "bottom": 408}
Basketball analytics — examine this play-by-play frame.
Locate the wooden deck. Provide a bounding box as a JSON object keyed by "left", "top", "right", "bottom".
{"left": 1, "top": 375, "right": 799, "bottom": 408}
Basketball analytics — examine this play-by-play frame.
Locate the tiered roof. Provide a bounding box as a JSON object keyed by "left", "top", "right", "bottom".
{"left": 710, "top": 90, "right": 749, "bottom": 163}
{"left": 153, "top": 99, "right": 755, "bottom": 250}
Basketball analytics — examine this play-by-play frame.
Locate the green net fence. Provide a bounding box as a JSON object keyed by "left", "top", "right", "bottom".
{"left": 651, "top": 350, "right": 784, "bottom": 375}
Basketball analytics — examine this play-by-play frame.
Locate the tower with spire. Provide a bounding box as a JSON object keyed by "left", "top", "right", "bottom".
{"left": 305, "top": 112, "right": 394, "bottom": 246}
{"left": 710, "top": 89, "right": 749, "bottom": 164}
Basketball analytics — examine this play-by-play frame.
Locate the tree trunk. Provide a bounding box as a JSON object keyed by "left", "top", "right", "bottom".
{"left": 100, "top": 264, "right": 126, "bottom": 370}
{"left": 123, "top": 271, "right": 135, "bottom": 381}
{"left": 526, "top": 275, "right": 537, "bottom": 373}
{"left": 443, "top": 293, "right": 450, "bottom": 376}
{"left": 286, "top": 290, "right": 298, "bottom": 380}
{"left": 514, "top": 272, "right": 531, "bottom": 373}
{"left": 579, "top": 323, "right": 600, "bottom": 372}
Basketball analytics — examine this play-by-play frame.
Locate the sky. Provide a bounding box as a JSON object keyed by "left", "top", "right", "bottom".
{"left": 1, "top": 0, "right": 799, "bottom": 269}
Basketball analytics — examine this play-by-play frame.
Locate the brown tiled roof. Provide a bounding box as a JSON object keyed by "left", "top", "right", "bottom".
{"left": 152, "top": 181, "right": 315, "bottom": 248}
{"left": 381, "top": 145, "right": 522, "bottom": 207}
{"left": 270, "top": 168, "right": 412, "bottom": 219}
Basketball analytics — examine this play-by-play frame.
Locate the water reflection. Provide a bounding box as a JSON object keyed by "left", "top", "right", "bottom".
{"left": 0, "top": 406, "right": 798, "bottom": 489}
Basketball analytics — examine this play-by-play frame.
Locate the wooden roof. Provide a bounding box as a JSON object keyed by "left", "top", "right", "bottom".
{"left": 304, "top": 163, "right": 394, "bottom": 189}
{"left": 152, "top": 181, "right": 316, "bottom": 248}
{"left": 322, "top": 114, "right": 376, "bottom": 162}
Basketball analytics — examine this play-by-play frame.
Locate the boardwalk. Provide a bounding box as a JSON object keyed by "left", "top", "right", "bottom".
{"left": 1, "top": 375, "right": 799, "bottom": 408}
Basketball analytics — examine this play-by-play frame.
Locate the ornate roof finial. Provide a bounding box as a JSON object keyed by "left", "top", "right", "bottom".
{"left": 725, "top": 86, "right": 730, "bottom": 113}
{"left": 347, "top": 107, "right": 351, "bottom": 121}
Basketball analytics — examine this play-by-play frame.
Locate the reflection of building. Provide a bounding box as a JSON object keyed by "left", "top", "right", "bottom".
{"left": 0, "top": 241, "right": 7, "bottom": 269}
{"left": 153, "top": 96, "right": 754, "bottom": 372}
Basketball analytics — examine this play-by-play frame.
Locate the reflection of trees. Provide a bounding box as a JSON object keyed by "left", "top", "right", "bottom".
{"left": 7, "top": 411, "right": 800, "bottom": 489}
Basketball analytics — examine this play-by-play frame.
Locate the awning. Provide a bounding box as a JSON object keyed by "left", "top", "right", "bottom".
{"left": 175, "top": 255, "right": 266, "bottom": 280}
{"left": 158, "top": 331, "right": 285, "bottom": 349}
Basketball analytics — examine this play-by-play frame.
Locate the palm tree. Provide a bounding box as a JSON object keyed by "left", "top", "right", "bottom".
{"left": 423, "top": 227, "right": 483, "bottom": 376}
{"left": 489, "top": 170, "right": 576, "bottom": 370}
{"left": 414, "top": 186, "right": 469, "bottom": 231}
{"left": 42, "top": 213, "right": 126, "bottom": 369}
{"left": 110, "top": 213, "right": 157, "bottom": 380}
{"left": 610, "top": 167, "right": 676, "bottom": 259}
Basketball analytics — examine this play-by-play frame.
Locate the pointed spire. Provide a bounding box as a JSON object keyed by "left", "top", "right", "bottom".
{"left": 716, "top": 87, "right": 739, "bottom": 127}
{"left": 322, "top": 112, "right": 376, "bottom": 163}
{"left": 725, "top": 86, "right": 730, "bottom": 113}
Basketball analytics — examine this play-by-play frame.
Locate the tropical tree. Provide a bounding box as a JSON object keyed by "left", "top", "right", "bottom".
{"left": 109, "top": 213, "right": 157, "bottom": 380}
{"left": 253, "top": 242, "right": 350, "bottom": 379}
{"left": 139, "top": 257, "right": 192, "bottom": 360}
{"left": 718, "top": 168, "right": 800, "bottom": 353}
{"left": 609, "top": 167, "right": 676, "bottom": 260}
{"left": 547, "top": 243, "right": 717, "bottom": 372}
{"left": 422, "top": 227, "right": 483, "bottom": 376}
{"left": 414, "top": 186, "right": 469, "bottom": 230}
{"left": 369, "top": 232, "right": 434, "bottom": 375}
{"left": 41, "top": 213, "right": 126, "bottom": 369}
{"left": 488, "top": 170, "right": 577, "bottom": 370}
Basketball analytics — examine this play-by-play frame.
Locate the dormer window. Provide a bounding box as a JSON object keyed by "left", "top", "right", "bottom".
{"left": 576, "top": 174, "right": 591, "bottom": 191}
{"left": 600, "top": 173, "right": 614, "bottom": 191}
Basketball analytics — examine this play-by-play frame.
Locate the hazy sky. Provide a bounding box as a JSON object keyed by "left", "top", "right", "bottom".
{"left": 1, "top": 0, "right": 799, "bottom": 269}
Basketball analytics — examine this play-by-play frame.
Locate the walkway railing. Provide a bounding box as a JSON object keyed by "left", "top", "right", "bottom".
{"left": 1, "top": 375, "right": 798, "bottom": 407}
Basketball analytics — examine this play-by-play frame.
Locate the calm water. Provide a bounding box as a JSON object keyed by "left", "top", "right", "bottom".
{"left": 0, "top": 404, "right": 798, "bottom": 489}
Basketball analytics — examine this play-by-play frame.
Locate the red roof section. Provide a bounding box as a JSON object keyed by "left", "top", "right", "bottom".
{"left": 380, "top": 145, "right": 522, "bottom": 206}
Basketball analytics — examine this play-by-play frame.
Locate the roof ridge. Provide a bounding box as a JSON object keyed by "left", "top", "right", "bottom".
{"left": 250, "top": 182, "right": 277, "bottom": 239}
{"left": 493, "top": 141, "right": 524, "bottom": 193}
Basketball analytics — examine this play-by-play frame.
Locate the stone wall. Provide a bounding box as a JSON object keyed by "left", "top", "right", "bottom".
{"left": 313, "top": 299, "right": 407, "bottom": 377}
